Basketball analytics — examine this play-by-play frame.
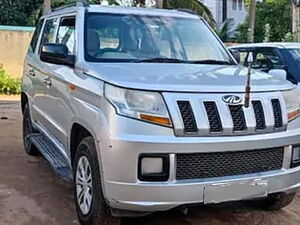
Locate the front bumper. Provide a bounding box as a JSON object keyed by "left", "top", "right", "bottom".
{"left": 98, "top": 116, "right": 300, "bottom": 212}
{"left": 106, "top": 167, "right": 300, "bottom": 212}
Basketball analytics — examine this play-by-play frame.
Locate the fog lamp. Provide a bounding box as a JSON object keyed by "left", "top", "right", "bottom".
{"left": 138, "top": 155, "right": 169, "bottom": 182}
{"left": 292, "top": 145, "right": 300, "bottom": 168}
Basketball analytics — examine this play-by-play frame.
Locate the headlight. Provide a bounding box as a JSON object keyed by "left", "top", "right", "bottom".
{"left": 105, "top": 84, "right": 172, "bottom": 127}
{"left": 283, "top": 88, "right": 300, "bottom": 122}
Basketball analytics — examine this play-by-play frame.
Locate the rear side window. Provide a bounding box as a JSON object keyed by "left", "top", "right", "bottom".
{"left": 57, "top": 17, "right": 76, "bottom": 55}
{"left": 39, "top": 18, "right": 59, "bottom": 53}
{"left": 29, "top": 19, "right": 44, "bottom": 53}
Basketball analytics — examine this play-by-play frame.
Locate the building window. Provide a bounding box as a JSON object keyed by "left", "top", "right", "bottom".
{"left": 238, "top": 0, "right": 243, "bottom": 10}
{"left": 232, "top": 0, "right": 238, "bottom": 10}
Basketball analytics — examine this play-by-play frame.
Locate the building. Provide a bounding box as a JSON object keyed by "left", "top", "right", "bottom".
{"left": 292, "top": 0, "right": 300, "bottom": 41}
{"left": 200, "top": 0, "right": 247, "bottom": 31}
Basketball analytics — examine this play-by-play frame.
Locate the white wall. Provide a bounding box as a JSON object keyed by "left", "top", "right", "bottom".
{"left": 200, "top": 0, "right": 247, "bottom": 30}
{"left": 227, "top": 0, "right": 247, "bottom": 29}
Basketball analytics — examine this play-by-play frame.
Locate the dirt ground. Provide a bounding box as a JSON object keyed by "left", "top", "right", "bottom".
{"left": 0, "top": 99, "right": 300, "bottom": 225}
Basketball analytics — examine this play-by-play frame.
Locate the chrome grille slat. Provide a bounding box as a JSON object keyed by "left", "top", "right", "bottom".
{"left": 164, "top": 92, "right": 287, "bottom": 137}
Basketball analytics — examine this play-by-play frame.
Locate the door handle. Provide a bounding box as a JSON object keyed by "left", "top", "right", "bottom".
{"left": 44, "top": 77, "right": 52, "bottom": 86}
{"left": 29, "top": 69, "right": 35, "bottom": 77}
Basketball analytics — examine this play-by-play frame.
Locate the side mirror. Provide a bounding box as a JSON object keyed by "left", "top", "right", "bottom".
{"left": 40, "top": 43, "right": 75, "bottom": 67}
{"left": 229, "top": 49, "right": 240, "bottom": 63}
{"left": 268, "top": 69, "right": 287, "bottom": 81}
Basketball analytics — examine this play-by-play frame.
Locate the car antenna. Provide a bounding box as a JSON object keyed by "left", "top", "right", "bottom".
{"left": 244, "top": 52, "right": 254, "bottom": 108}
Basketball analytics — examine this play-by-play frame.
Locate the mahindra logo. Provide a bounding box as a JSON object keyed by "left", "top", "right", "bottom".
{"left": 222, "top": 95, "right": 242, "bottom": 105}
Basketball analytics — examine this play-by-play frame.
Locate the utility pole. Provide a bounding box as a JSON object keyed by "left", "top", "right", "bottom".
{"left": 43, "top": 0, "right": 51, "bottom": 15}
{"left": 247, "top": 0, "right": 257, "bottom": 43}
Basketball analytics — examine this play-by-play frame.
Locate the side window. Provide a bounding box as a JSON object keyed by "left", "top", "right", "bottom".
{"left": 29, "top": 19, "right": 44, "bottom": 53}
{"left": 39, "top": 18, "right": 59, "bottom": 53}
{"left": 57, "top": 17, "right": 76, "bottom": 55}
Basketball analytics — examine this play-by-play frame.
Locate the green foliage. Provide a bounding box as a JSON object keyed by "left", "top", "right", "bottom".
{"left": 0, "top": 0, "right": 43, "bottom": 26}
{"left": 215, "top": 19, "right": 235, "bottom": 42}
{"left": 236, "top": 0, "right": 292, "bottom": 43}
{"left": 282, "top": 32, "right": 297, "bottom": 42}
{"left": 0, "top": 66, "right": 21, "bottom": 95}
{"left": 0, "top": 0, "right": 215, "bottom": 27}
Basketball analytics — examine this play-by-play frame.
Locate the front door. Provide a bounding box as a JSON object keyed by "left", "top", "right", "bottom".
{"left": 36, "top": 16, "right": 76, "bottom": 150}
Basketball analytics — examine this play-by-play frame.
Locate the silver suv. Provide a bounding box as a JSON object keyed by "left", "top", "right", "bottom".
{"left": 22, "top": 2, "right": 300, "bottom": 225}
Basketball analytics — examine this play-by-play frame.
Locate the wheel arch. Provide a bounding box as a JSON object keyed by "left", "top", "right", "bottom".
{"left": 21, "top": 92, "right": 29, "bottom": 114}
{"left": 70, "top": 122, "right": 98, "bottom": 166}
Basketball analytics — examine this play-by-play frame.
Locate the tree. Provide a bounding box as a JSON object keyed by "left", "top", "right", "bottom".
{"left": 236, "top": 0, "right": 292, "bottom": 43}
{"left": 0, "top": 0, "right": 215, "bottom": 28}
{"left": 0, "top": 0, "right": 43, "bottom": 26}
{"left": 247, "top": 0, "right": 256, "bottom": 43}
{"left": 165, "top": 0, "right": 215, "bottom": 27}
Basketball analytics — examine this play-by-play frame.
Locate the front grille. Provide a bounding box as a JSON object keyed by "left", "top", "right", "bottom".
{"left": 177, "top": 101, "right": 198, "bottom": 133}
{"left": 204, "top": 102, "right": 223, "bottom": 132}
{"left": 176, "top": 147, "right": 284, "bottom": 180}
{"left": 229, "top": 105, "right": 247, "bottom": 132}
{"left": 272, "top": 99, "right": 283, "bottom": 128}
{"left": 252, "top": 101, "right": 266, "bottom": 130}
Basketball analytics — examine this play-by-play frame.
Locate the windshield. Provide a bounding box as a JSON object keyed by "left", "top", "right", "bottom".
{"left": 84, "top": 13, "right": 234, "bottom": 64}
{"left": 288, "top": 49, "right": 300, "bottom": 62}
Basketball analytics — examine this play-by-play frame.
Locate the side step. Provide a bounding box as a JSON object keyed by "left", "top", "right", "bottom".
{"left": 30, "top": 134, "right": 73, "bottom": 181}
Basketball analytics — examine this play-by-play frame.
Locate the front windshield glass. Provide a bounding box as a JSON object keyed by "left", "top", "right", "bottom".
{"left": 85, "top": 13, "right": 234, "bottom": 64}
{"left": 288, "top": 49, "right": 300, "bottom": 62}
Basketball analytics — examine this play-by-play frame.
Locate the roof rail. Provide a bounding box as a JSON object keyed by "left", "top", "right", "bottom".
{"left": 51, "top": 1, "right": 89, "bottom": 12}
{"left": 177, "top": 8, "right": 198, "bottom": 16}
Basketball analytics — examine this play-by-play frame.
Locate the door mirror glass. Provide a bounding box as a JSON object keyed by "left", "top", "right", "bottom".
{"left": 268, "top": 69, "right": 287, "bottom": 81}
{"left": 40, "top": 43, "right": 75, "bottom": 67}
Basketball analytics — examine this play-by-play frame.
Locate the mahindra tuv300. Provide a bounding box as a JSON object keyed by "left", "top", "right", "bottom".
{"left": 22, "top": 3, "right": 300, "bottom": 225}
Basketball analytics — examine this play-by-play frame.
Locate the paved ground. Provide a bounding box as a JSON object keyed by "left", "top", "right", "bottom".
{"left": 0, "top": 99, "right": 300, "bottom": 225}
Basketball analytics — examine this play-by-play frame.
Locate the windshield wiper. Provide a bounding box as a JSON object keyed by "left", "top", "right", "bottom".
{"left": 189, "top": 59, "right": 233, "bottom": 65}
{"left": 137, "top": 57, "right": 187, "bottom": 63}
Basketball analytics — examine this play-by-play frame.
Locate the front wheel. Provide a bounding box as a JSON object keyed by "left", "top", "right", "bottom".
{"left": 23, "top": 103, "right": 39, "bottom": 156}
{"left": 252, "top": 192, "right": 296, "bottom": 211}
{"left": 73, "top": 136, "right": 121, "bottom": 225}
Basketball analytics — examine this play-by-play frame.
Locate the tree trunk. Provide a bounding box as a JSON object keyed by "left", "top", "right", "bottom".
{"left": 43, "top": 0, "right": 51, "bottom": 15}
{"left": 247, "top": 0, "right": 256, "bottom": 43}
{"left": 156, "top": 0, "right": 164, "bottom": 8}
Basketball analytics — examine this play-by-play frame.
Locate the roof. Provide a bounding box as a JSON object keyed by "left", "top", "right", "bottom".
{"left": 44, "top": 4, "right": 199, "bottom": 19}
{"left": 229, "top": 42, "right": 300, "bottom": 50}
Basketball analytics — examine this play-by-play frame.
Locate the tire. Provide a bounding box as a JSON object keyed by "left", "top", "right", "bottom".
{"left": 252, "top": 192, "right": 296, "bottom": 211}
{"left": 23, "top": 103, "right": 39, "bottom": 156}
{"left": 73, "top": 136, "right": 121, "bottom": 225}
